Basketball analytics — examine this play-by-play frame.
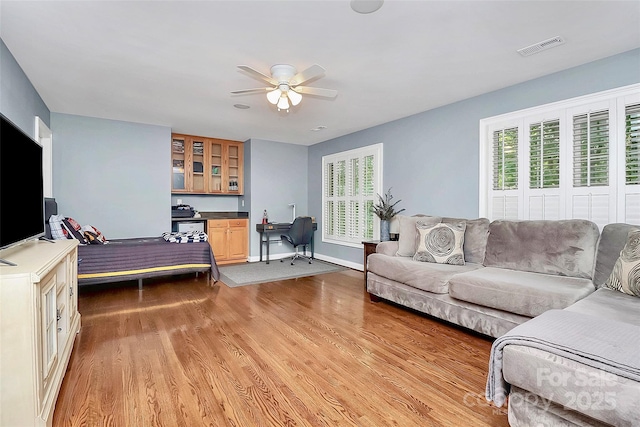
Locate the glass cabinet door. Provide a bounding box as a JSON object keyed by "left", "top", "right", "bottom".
{"left": 171, "top": 137, "right": 186, "bottom": 191}
{"left": 228, "top": 144, "right": 239, "bottom": 192}
{"left": 191, "top": 138, "right": 206, "bottom": 193}
{"left": 210, "top": 141, "right": 223, "bottom": 192}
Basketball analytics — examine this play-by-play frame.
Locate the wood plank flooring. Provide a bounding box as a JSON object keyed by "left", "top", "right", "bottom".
{"left": 53, "top": 269, "right": 509, "bottom": 427}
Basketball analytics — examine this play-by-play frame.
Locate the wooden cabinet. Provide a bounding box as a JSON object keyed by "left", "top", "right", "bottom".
{"left": 171, "top": 133, "right": 243, "bottom": 195}
{"left": 208, "top": 219, "right": 248, "bottom": 264}
{"left": 0, "top": 239, "right": 80, "bottom": 427}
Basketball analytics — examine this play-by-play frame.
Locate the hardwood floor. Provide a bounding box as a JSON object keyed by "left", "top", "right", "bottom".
{"left": 53, "top": 269, "right": 509, "bottom": 427}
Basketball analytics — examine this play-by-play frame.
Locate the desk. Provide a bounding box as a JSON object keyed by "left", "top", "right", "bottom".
{"left": 256, "top": 222, "right": 317, "bottom": 264}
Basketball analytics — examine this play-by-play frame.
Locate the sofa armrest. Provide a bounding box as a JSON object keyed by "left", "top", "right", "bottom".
{"left": 376, "top": 241, "right": 399, "bottom": 256}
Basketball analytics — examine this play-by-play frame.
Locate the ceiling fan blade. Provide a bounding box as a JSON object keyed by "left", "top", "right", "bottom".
{"left": 237, "top": 65, "right": 277, "bottom": 85}
{"left": 289, "top": 64, "right": 325, "bottom": 86}
{"left": 231, "top": 87, "right": 272, "bottom": 95}
{"left": 294, "top": 86, "right": 338, "bottom": 98}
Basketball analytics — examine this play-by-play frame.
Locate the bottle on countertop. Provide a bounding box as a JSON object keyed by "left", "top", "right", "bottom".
{"left": 262, "top": 210, "right": 269, "bottom": 224}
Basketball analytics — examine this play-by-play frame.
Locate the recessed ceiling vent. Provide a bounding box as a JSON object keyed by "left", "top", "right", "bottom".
{"left": 517, "top": 36, "right": 565, "bottom": 57}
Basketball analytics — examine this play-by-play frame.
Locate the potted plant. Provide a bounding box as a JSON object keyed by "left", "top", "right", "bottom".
{"left": 372, "top": 188, "right": 405, "bottom": 241}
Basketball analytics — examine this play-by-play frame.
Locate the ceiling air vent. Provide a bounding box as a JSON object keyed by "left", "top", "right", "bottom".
{"left": 517, "top": 36, "right": 565, "bottom": 57}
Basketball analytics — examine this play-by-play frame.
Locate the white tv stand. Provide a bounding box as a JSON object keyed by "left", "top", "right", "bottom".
{"left": 0, "top": 239, "right": 80, "bottom": 426}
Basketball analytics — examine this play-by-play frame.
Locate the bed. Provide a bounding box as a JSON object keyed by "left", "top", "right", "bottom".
{"left": 45, "top": 198, "right": 220, "bottom": 289}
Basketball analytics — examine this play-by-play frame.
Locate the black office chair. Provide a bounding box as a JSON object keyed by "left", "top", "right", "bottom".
{"left": 280, "top": 216, "right": 314, "bottom": 265}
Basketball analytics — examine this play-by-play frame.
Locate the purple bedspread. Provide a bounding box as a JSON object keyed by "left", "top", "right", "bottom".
{"left": 77, "top": 237, "right": 220, "bottom": 285}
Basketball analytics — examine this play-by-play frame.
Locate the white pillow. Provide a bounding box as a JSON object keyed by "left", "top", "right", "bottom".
{"left": 413, "top": 221, "right": 466, "bottom": 265}
{"left": 48, "top": 214, "right": 69, "bottom": 240}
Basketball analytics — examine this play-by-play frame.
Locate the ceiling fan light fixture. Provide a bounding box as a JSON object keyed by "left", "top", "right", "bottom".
{"left": 277, "top": 96, "right": 290, "bottom": 111}
{"left": 288, "top": 89, "right": 302, "bottom": 106}
{"left": 266, "top": 88, "right": 281, "bottom": 105}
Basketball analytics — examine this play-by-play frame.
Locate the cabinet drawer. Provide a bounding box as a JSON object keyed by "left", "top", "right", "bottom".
{"left": 229, "top": 219, "right": 247, "bottom": 228}
{"left": 208, "top": 220, "right": 228, "bottom": 229}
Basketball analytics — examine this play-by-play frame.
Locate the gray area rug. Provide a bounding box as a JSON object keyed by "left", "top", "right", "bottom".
{"left": 218, "top": 259, "right": 347, "bottom": 287}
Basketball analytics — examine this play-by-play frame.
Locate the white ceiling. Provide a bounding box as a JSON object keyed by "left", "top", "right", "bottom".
{"left": 2, "top": 1, "right": 639, "bottom": 146}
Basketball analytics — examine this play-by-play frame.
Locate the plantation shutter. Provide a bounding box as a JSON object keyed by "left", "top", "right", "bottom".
{"left": 569, "top": 107, "right": 613, "bottom": 229}
{"left": 324, "top": 162, "right": 335, "bottom": 237}
{"left": 527, "top": 119, "right": 561, "bottom": 219}
{"left": 489, "top": 126, "right": 520, "bottom": 219}
{"left": 322, "top": 144, "right": 381, "bottom": 246}
{"left": 363, "top": 155, "right": 375, "bottom": 240}
{"left": 347, "top": 157, "right": 360, "bottom": 240}
{"left": 336, "top": 160, "right": 346, "bottom": 237}
{"left": 480, "top": 85, "right": 639, "bottom": 226}
{"left": 624, "top": 102, "right": 640, "bottom": 224}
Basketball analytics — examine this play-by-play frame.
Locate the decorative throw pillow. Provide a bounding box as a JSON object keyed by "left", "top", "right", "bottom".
{"left": 604, "top": 229, "right": 640, "bottom": 297}
{"left": 82, "top": 225, "right": 108, "bottom": 243}
{"left": 61, "top": 217, "right": 87, "bottom": 244}
{"left": 83, "top": 231, "right": 104, "bottom": 245}
{"left": 48, "top": 214, "right": 69, "bottom": 240}
{"left": 413, "top": 221, "right": 466, "bottom": 265}
{"left": 395, "top": 215, "right": 439, "bottom": 257}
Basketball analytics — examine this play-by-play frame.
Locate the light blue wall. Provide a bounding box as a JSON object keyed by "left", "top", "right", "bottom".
{"left": 0, "top": 39, "right": 49, "bottom": 138}
{"left": 247, "top": 138, "right": 308, "bottom": 259}
{"left": 309, "top": 48, "right": 640, "bottom": 266}
{"left": 51, "top": 113, "right": 171, "bottom": 239}
{"left": 170, "top": 194, "right": 240, "bottom": 212}
{"left": 239, "top": 138, "right": 252, "bottom": 220}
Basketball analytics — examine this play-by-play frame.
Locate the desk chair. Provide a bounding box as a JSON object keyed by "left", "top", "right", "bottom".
{"left": 280, "top": 216, "right": 314, "bottom": 265}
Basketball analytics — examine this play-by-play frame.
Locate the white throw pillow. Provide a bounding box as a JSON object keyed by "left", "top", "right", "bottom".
{"left": 413, "top": 221, "right": 466, "bottom": 265}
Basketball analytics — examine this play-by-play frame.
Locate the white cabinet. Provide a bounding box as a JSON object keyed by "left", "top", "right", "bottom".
{"left": 0, "top": 239, "right": 80, "bottom": 427}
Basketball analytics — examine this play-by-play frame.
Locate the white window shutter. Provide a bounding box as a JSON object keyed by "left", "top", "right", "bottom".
{"left": 622, "top": 100, "right": 640, "bottom": 224}
{"left": 322, "top": 144, "right": 382, "bottom": 246}
{"left": 480, "top": 84, "right": 639, "bottom": 226}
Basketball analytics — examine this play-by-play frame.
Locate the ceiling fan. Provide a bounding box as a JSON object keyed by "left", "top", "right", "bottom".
{"left": 231, "top": 64, "right": 338, "bottom": 111}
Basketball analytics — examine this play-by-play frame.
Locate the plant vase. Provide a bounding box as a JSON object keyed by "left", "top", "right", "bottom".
{"left": 380, "top": 220, "right": 391, "bottom": 242}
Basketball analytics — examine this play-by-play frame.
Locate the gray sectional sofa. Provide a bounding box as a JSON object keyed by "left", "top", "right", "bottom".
{"left": 366, "top": 216, "right": 640, "bottom": 426}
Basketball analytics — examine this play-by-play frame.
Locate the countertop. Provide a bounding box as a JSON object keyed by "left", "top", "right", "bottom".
{"left": 171, "top": 211, "right": 249, "bottom": 221}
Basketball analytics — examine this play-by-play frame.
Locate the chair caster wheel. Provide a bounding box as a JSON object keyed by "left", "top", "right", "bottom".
{"left": 280, "top": 259, "right": 284, "bottom": 262}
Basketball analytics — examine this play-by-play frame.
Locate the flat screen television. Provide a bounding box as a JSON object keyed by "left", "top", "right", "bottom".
{"left": 0, "top": 113, "right": 45, "bottom": 251}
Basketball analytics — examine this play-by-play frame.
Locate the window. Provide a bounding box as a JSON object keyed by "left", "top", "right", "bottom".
{"left": 625, "top": 103, "right": 640, "bottom": 185}
{"left": 480, "top": 84, "right": 640, "bottom": 229}
{"left": 322, "top": 144, "right": 382, "bottom": 247}
{"left": 529, "top": 119, "right": 560, "bottom": 189}
{"left": 492, "top": 127, "right": 518, "bottom": 190}
{"left": 572, "top": 110, "right": 609, "bottom": 187}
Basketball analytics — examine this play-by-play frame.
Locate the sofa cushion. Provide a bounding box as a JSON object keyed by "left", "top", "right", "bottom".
{"left": 367, "top": 253, "right": 482, "bottom": 294}
{"left": 593, "top": 223, "right": 640, "bottom": 287}
{"left": 442, "top": 217, "right": 490, "bottom": 264}
{"left": 603, "top": 229, "right": 640, "bottom": 297}
{"left": 448, "top": 267, "right": 596, "bottom": 317}
{"left": 395, "top": 214, "right": 436, "bottom": 257}
{"left": 566, "top": 287, "right": 640, "bottom": 326}
{"left": 484, "top": 219, "right": 599, "bottom": 279}
{"left": 413, "top": 221, "right": 466, "bottom": 265}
